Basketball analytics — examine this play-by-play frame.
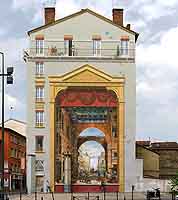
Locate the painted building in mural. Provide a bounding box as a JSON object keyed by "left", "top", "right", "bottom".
{"left": 24, "top": 2, "right": 142, "bottom": 193}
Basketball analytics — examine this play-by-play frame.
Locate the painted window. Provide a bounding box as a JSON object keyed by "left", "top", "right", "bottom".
{"left": 36, "top": 62, "right": 44, "bottom": 76}
{"left": 121, "top": 40, "right": 129, "bottom": 55}
{"left": 35, "top": 111, "right": 44, "bottom": 127}
{"left": 36, "top": 39, "right": 44, "bottom": 55}
{"left": 36, "top": 86, "right": 44, "bottom": 102}
{"left": 112, "top": 127, "right": 117, "bottom": 137}
{"left": 35, "top": 136, "right": 44, "bottom": 152}
{"left": 112, "top": 151, "right": 118, "bottom": 160}
{"left": 93, "top": 39, "right": 101, "bottom": 56}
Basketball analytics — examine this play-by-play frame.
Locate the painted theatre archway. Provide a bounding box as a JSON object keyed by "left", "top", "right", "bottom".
{"left": 49, "top": 64, "right": 125, "bottom": 192}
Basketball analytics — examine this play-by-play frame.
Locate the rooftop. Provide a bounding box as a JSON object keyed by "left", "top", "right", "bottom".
{"left": 0, "top": 119, "right": 26, "bottom": 137}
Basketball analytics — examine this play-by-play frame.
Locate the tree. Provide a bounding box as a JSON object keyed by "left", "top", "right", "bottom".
{"left": 169, "top": 172, "right": 178, "bottom": 194}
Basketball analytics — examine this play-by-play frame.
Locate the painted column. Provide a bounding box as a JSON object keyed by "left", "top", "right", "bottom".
{"left": 107, "top": 86, "right": 125, "bottom": 192}
{"left": 64, "top": 152, "right": 71, "bottom": 192}
{"left": 118, "top": 101, "right": 125, "bottom": 192}
{"left": 50, "top": 100, "right": 55, "bottom": 192}
{"left": 50, "top": 85, "right": 67, "bottom": 192}
{"left": 107, "top": 144, "right": 112, "bottom": 174}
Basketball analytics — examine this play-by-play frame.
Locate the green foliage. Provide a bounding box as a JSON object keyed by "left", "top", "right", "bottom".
{"left": 169, "top": 172, "right": 178, "bottom": 194}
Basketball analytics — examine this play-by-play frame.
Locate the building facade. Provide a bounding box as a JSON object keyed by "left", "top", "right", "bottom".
{"left": 0, "top": 119, "right": 26, "bottom": 191}
{"left": 150, "top": 142, "right": 178, "bottom": 179}
{"left": 25, "top": 4, "right": 142, "bottom": 193}
{"left": 136, "top": 144, "right": 160, "bottom": 178}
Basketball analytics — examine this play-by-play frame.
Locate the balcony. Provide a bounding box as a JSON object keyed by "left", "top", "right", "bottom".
{"left": 26, "top": 40, "right": 135, "bottom": 60}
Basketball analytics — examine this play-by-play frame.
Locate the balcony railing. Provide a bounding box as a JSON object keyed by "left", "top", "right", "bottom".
{"left": 27, "top": 40, "right": 135, "bottom": 59}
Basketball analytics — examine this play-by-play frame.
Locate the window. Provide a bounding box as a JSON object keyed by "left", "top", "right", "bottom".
{"left": 35, "top": 160, "right": 44, "bottom": 171}
{"left": 14, "top": 149, "right": 17, "bottom": 158}
{"left": 36, "top": 87, "right": 44, "bottom": 102}
{"left": 121, "top": 40, "right": 129, "bottom": 55}
{"left": 64, "top": 40, "right": 73, "bottom": 56}
{"left": 10, "top": 148, "right": 14, "bottom": 157}
{"left": 36, "top": 62, "right": 44, "bottom": 76}
{"left": 112, "top": 127, "right": 117, "bottom": 138}
{"left": 112, "top": 152, "right": 118, "bottom": 160}
{"left": 35, "top": 136, "right": 44, "bottom": 152}
{"left": 93, "top": 39, "right": 101, "bottom": 56}
{"left": 36, "top": 39, "right": 44, "bottom": 55}
{"left": 35, "top": 111, "right": 44, "bottom": 127}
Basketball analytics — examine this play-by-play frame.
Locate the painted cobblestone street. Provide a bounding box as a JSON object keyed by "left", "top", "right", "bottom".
{"left": 8, "top": 192, "right": 174, "bottom": 200}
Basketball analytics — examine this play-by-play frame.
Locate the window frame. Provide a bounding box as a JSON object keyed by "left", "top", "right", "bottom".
{"left": 36, "top": 62, "right": 44, "bottom": 76}
{"left": 36, "top": 86, "right": 44, "bottom": 102}
{"left": 120, "top": 39, "right": 129, "bottom": 56}
{"left": 35, "top": 110, "right": 44, "bottom": 127}
{"left": 35, "top": 136, "right": 44, "bottom": 152}
{"left": 36, "top": 39, "right": 44, "bottom": 55}
{"left": 93, "top": 39, "right": 101, "bottom": 56}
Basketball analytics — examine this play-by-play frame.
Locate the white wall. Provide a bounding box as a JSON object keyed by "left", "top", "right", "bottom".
{"left": 135, "top": 178, "right": 171, "bottom": 192}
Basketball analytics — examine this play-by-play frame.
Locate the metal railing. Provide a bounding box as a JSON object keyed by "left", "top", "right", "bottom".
{"left": 26, "top": 40, "right": 135, "bottom": 58}
{"left": 27, "top": 48, "right": 135, "bottom": 58}
{"left": 6, "top": 191, "right": 177, "bottom": 200}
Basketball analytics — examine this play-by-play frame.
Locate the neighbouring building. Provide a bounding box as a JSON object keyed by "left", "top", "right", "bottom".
{"left": 78, "top": 149, "right": 90, "bottom": 175}
{"left": 98, "top": 152, "right": 106, "bottom": 177}
{"left": 136, "top": 141, "right": 178, "bottom": 180}
{"left": 0, "top": 119, "right": 26, "bottom": 191}
{"left": 150, "top": 142, "right": 178, "bottom": 179}
{"left": 136, "top": 143, "right": 159, "bottom": 178}
{"left": 25, "top": 1, "right": 142, "bottom": 193}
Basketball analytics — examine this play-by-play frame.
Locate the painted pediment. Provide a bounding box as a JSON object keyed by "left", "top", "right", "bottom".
{"left": 58, "top": 65, "right": 121, "bottom": 83}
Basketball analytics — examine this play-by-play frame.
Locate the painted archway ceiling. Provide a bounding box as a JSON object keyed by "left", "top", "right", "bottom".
{"left": 67, "top": 107, "right": 116, "bottom": 123}
{"left": 57, "top": 89, "right": 117, "bottom": 107}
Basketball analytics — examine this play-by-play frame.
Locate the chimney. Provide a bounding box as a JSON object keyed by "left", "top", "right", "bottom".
{"left": 112, "top": 8, "right": 123, "bottom": 26}
{"left": 44, "top": 7, "right": 55, "bottom": 25}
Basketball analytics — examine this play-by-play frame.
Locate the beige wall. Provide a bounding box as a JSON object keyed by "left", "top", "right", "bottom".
{"left": 136, "top": 145, "right": 159, "bottom": 178}
{"left": 26, "top": 9, "right": 142, "bottom": 192}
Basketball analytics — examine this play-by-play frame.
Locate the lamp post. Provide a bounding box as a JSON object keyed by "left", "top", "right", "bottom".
{"left": 0, "top": 52, "right": 13, "bottom": 200}
{"left": 0, "top": 52, "right": 4, "bottom": 200}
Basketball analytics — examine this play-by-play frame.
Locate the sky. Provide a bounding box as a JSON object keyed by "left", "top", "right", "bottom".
{"left": 79, "top": 140, "right": 104, "bottom": 170}
{"left": 0, "top": 0, "right": 178, "bottom": 141}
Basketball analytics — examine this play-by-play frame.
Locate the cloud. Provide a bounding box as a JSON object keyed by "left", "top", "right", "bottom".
{"left": 136, "top": 26, "right": 178, "bottom": 141}
{"left": 80, "top": 128, "right": 105, "bottom": 137}
{"left": 80, "top": 141, "right": 104, "bottom": 157}
{"left": 0, "top": 36, "right": 27, "bottom": 121}
{"left": 0, "top": 28, "right": 7, "bottom": 37}
{"left": 0, "top": 92, "right": 26, "bottom": 121}
{"left": 2, "top": 0, "right": 178, "bottom": 141}
{"left": 138, "top": 26, "right": 178, "bottom": 63}
{"left": 12, "top": 0, "right": 42, "bottom": 11}
{"left": 55, "top": 0, "right": 80, "bottom": 19}
{"left": 129, "top": 0, "right": 178, "bottom": 22}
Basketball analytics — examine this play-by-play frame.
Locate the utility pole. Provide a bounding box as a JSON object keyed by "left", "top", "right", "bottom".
{"left": 0, "top": 52, "right": 14, "bottom": 200}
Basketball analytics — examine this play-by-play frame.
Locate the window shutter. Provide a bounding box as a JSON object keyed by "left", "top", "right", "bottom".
{"left": 35, "top": 35, "right": 44, "bottom": 40}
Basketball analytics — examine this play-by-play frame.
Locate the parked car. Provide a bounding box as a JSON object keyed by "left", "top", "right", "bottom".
{"left": 146, "top": 188, "right": 161, "bottom": 200}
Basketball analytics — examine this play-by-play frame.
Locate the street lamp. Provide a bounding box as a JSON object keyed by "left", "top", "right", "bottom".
{"left": 0, "top": 52, "right": 13, "bottom": 200}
